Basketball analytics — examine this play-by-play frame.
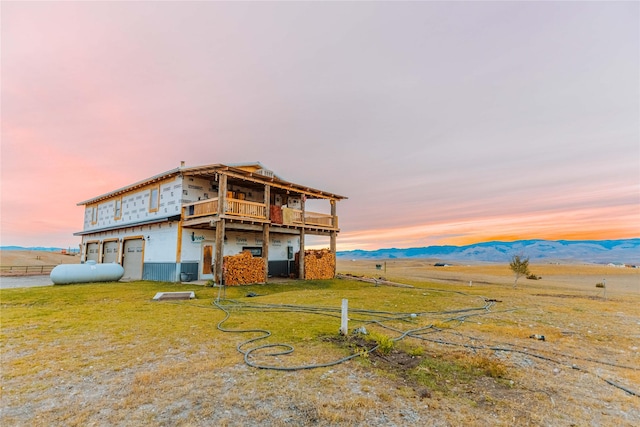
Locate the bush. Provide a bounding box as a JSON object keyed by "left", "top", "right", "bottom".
{"left": 368, "top": 332, "right": 395, "bottom": 355}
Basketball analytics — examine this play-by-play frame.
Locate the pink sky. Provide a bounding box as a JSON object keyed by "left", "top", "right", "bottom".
{"left": 1, "top": 2, "right": 639, "bottom": 251}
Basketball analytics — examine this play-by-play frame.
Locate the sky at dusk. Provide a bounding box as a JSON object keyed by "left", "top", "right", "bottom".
{"left": 1, "top": 1, "right": 639, "bottom": 251}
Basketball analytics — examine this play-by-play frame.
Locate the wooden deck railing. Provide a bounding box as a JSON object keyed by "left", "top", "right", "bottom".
{"left": 284, "top": 208, "right": 336, "bottom": 228}
{"left": 185, "top": 198, "right": 219, "bottom": 218}
{"left": 226, "top": 198, "right": 267, "bottom": 219}
{"left": 183, "top": 199, "right": 336, "bottom": 228}
{"left": 184, "top": 197, "right": 267, "bottom": 220}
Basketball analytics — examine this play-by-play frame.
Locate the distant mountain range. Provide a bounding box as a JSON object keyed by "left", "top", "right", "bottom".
{"left": 0, "top": 246, "right": 80, "bottom": 252}
{"left": 3, "top": 239, "right": 639, "bottom": 264}
{"left": 337, "top": 239, "right": 640, "bottom": 264}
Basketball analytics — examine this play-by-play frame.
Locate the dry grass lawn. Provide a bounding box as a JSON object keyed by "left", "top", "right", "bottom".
{"left": 1, "top": 256, "right": 639, "bottom": 426}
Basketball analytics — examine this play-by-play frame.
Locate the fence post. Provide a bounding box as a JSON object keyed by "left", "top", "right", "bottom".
{"left": 340, "top": 299, "right": 348, "bottom": 336}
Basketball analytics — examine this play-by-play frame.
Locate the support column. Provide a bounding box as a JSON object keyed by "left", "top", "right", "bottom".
{"left": 214, "top": 174, "right": 228, "bottom": 285}
{"left": 262, "top": 224, "right": 270, "bottom": 283}
{"left": 215, "top": 219, "right": 226, "bottom": 285}
{"left": 299, "top": 228, "right": 305, "bottom": 280}
{"left": 262, "top": 183, "right": 271, "bottom": 283}
{"left": 299, "top": 195, "right": 306, "bottom": 279}
{"left": 175, "top": 212, "right": 184, "bottom": 282}
{"left": 330, "top": 199, "right": 337, "bottom": 277}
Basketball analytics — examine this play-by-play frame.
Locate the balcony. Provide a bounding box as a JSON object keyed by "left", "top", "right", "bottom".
{"left": 184, "top": 197, "right": 266, "bottom": 220}
{"left": 282, "top": 208, "right": 337, "bottom": 228}
{"left": 183, "top": 198, "right": 337, "bottom": 229}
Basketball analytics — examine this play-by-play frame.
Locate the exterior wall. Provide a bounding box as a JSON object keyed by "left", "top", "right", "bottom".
{"left": 80, "top": 222, "right": 177, "bottom": 263}
{"left": 223, "top": 231, "right": 298, "bottom": 260}
{"left": 82, "top": 176, "right": 183, "bottom": 232}
{"left": 181, "top": 228, "right": 217, "bottom": 263}
{"left": 143, "top": 223, "right": 179, "bottom": 263}
{"left": 182, "top": 229, "right": 299, "bottom": 262}
{"left": 181, "top": 229, "right": 299, "bottom": 279}
{"left": 182, "top": 176, "right": 219, "bottom": 204}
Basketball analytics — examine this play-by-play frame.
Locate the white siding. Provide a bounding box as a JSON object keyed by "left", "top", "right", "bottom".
{"left": 82, "top": 176, "right": 183, "bottom": 232}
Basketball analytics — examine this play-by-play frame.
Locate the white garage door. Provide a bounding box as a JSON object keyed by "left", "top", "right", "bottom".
{"left": 103, "top": 240, "right": 119, "bottom": 264}
{"left": 86, "top": 242, "right": 100, "bottom": 263}
{"left": 122, "top": 239, "right": 144, "bottom": 280}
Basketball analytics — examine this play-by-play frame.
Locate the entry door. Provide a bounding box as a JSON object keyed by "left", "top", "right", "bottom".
{"left": 86, "top": 242, "right": 100, "bottom": 262}
{"left": 103, "top": 241, "right": 119, "bottom": 263}
{"left": 122, "top": 239, "right": 144, "bottom": 280}
{"left": 202, "top": 244, "right": 213, "bottom": 278}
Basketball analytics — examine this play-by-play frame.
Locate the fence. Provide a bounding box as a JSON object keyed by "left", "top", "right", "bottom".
{"left": 0, "top": 265, "right": 57, "bottom": 275}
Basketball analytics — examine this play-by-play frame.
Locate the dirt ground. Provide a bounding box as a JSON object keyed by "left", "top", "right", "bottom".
{"left": 339, "top": 259, "right": 640, "bottom": 295}
{"left": 1, "top": 257, "right": 639, "bottom": 426}
{"left": 0, "top": 250, "right": 80, "bottom": 277}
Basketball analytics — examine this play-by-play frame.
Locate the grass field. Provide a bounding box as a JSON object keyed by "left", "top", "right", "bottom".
{"left": 1, "top": 256, "right": 639, "bottom": 426}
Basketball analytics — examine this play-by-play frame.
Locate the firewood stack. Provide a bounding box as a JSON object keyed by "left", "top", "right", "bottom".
{"left": 304, "top": 249, "right": 336, "bottom": 280}
{"left": 223, "top": 251, "right": 265, "bottom": 285}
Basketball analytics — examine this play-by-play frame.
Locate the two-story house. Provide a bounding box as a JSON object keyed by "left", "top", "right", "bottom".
{"left": 74, "top": 162, "right": 346, "bottom": 283}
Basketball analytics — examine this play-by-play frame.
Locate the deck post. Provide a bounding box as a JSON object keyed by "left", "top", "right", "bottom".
{"left": 330, "top": 199, "right": 337, "bottom": 277}
{"left": 262, "top": 224, "right": 270, "bottom": 283}
{"left": 299, "top": 195, "right": 306, "bottom": 279}
{"left": 299, "top": 228, "right": 305, "bottom": 279}
{"left": 214, "top": 219, "right": 225, "bottom": 285}
{"left": 214, "top": 174, "right": 228, "bottom": 285}
{"left": 262, "top": 184, "right": 271, "bottom": 283}
{"left": 175, "top": 214, "right": 184, "bottom": 282}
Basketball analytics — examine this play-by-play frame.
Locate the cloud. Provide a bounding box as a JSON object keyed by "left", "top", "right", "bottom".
{"left": 1, "top": 1, "right": 638, "bottom": 248}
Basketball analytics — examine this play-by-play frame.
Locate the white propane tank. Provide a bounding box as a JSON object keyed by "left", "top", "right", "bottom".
{"left": 50, "top": 261, "right": 125, "bottom": 285}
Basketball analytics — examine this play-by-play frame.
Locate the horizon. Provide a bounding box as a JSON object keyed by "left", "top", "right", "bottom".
{"left": 2, "top": 2, "right": 638, "bottom": 250}
{"left": 2, "top": 237, "right": 638, "bottom": 253}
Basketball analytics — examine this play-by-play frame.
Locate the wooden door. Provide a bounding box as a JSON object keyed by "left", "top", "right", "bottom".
{"left": 203, "top": 245, "right": 213, "bottom": 275}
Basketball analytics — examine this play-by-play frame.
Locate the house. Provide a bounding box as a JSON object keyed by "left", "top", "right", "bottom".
{"left": 74, "top": 162, "right": 347, "bottom": 283}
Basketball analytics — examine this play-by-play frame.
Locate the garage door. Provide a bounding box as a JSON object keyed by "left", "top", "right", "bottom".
{"left": 122, "top": 239, "right": 144, "bottom": 280}
{"left": 103, "top": 240, "right": 119, "bottom": 263}
{"left": 86, "top": 242, "right": 100, "bottom": 263}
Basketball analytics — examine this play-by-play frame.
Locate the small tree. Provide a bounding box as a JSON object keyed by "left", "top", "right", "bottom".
{"left": 509, "top": 254, "right": 530, "bottom": 288}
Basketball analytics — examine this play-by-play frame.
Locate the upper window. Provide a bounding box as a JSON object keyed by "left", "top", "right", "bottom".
{"left": 91, "top": 206, "right": 98, "bottom": 224}
{"left": 114, "top": 198, "right": 122, "bottom": 220}
{"left": 149, "top": 187, "right": 159, "bottom": 212}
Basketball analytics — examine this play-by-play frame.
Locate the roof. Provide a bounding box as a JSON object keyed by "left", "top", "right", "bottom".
{"left": 77, "top": 162, "right": 347, "bottom": 205}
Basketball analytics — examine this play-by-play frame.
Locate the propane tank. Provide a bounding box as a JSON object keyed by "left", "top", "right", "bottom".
{"left": 50, "top": 261, "right": 125, "bottom": 285}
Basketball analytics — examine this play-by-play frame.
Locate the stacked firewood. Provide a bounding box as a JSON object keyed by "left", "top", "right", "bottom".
{"left": 304, "top": 249, "right": 336, "bottom": 280}
{"left": 223, "top": 251, "right": 265, "bottom": 285}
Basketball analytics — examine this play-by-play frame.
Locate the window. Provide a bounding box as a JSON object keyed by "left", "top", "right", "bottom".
{"left": 242, "top": 246, "right": 262, "bottom": 257}
{"left": 91, "top": 206, "right": 98, "bottom": 224}
{"left": 114, "top": 198, "right": 122, "bottom": 220}
{"left": 149, "top": 187, "right": 159, "bottom": 212}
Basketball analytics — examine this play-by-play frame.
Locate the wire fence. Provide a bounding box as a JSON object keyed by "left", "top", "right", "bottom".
{"left": 0, "top": 265, "right": 57, "bottom": 275}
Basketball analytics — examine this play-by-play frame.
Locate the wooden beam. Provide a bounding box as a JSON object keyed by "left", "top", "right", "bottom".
{"left": 214, "top": 174, "right": 228, "bottom": 285}
{"left": 262, "top": 223, "right": 270, "bottom": 283}
{"left": 263, "top": 183, "right": 271, "bottom": 283}
{"left": 299, "top": 228, "right": 305, "bottom": 280}
{"left": 221, "top": 169, "right": 345, "bottom": 200}
{"left": 176, "top": 218, "right": 184, "bottom": 264}
{"left": 217, "top": 174, "right": 227, "bottom": 216}
{"left": 330, "top": 199, "right": 337, "bottom": 277}
{"left": 215, "top": 218, "right": 225, "bottom": 285}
